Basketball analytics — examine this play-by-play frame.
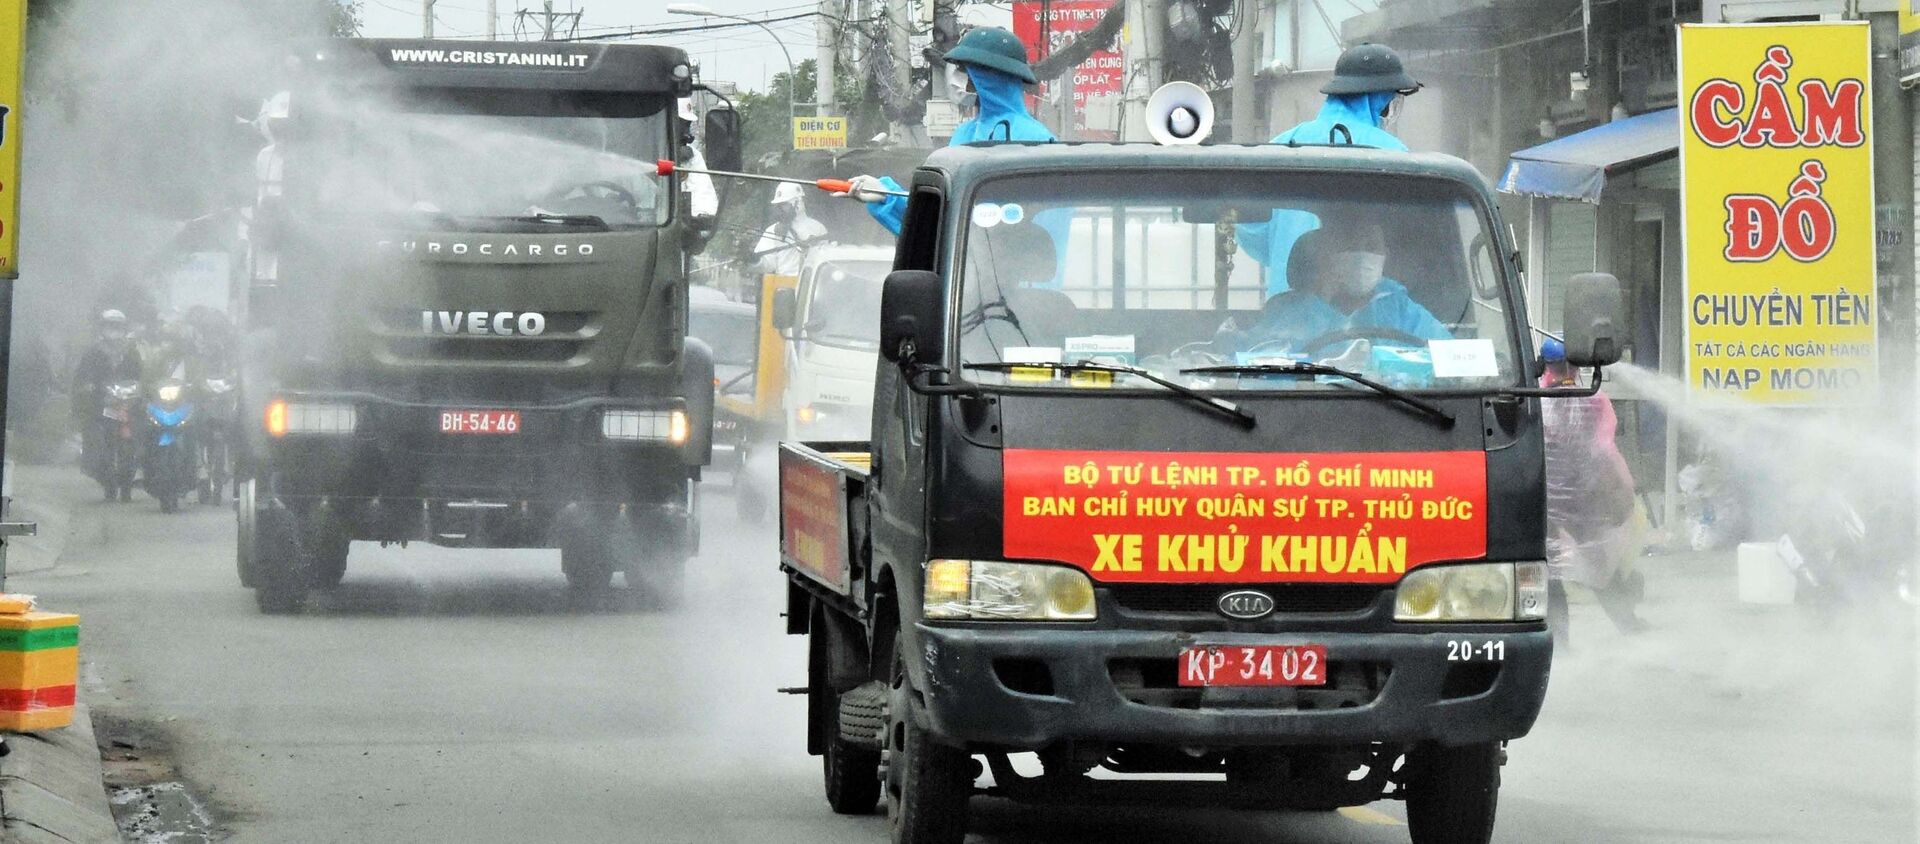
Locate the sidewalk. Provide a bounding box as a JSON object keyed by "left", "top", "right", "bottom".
{"left": 0, "top": 460, "right": 121, "bottom": 843}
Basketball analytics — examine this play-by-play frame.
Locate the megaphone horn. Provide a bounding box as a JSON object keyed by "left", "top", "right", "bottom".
{"left": 1144, "top": 81, "right": 1214, "bottom": 146}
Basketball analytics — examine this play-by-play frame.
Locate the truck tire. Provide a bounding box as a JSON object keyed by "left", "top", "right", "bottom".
{"left": 883, "top": 631, "right": 971, "bottom": 844}
{"left": 825, "top": 682, "right": 885, "bottom": 814}
{"left": 1405, "top": 742, "right": 1501, "bottom": 844}
{"left": 253, "top": 507, "right": 310, "bottom": 615}
{"left": 312, "top": 533, "right": 350, "bottom": 589}
{"left": 561, "top": 536, "right": 615, "bottom": 593}
{"left": 236, "top": 479, "right": 258, "bottom": 588}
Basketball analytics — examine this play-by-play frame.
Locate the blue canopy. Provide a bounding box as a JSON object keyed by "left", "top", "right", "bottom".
{"left": 1498, "top": 109, "right": 1678, "bottom": 204}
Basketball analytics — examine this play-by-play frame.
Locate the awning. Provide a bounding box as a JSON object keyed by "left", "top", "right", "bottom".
{"left": 1498, "top": 109, "right": 1678, "bottom": 204}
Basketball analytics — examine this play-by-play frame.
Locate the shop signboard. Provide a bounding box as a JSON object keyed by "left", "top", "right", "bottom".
{"left": 1012, "top": 0, "right": 1122, "bottom": 140}
{"left": 1679, "top": 23, "right": 1876, "bottom": 404}
{"left": 792, "top": 116, "right": 847, "bottom": 150}
{"left": 1901, "top": 2, "right": 1920, "bottom": 84}
{"left": 0, "top": 0, "right": 21, "bottom": 277}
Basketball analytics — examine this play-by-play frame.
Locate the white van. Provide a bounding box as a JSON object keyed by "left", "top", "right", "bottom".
{"left": 772, "top": 244, "right": 893, "bottom": 442}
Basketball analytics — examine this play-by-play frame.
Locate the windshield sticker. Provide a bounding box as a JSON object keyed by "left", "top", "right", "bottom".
{"left": 1003, "top": 346, "right": 1062, "bottom": 364}
{"left": 971, "top": 203, "right": 1003, "bottom": 229}
{"left": 1427, "top": 339, "right": 1499, "bottom": 378}
{"left": 1064, "top": 335, "right": 1136, "bottom": 366}
{"left": 1069, "top": 370, "right": 1114, "bottom": 389}
{"left": 999, "top": 203, "right": 1026, "bottom": 226}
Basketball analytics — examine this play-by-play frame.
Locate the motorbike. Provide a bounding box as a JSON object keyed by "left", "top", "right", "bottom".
{"left": 197, "top": 376, "right": 236, "bottom": 505}
{"left": 141, "top": 375, "right": 198, "bottom": 513}
{"left": 94, "top": 380, "right": 141, "bottom": 502}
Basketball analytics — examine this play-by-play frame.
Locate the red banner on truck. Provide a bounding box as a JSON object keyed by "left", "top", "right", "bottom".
{"left": 780, "top": 448, "right": 852, "bottom": 594}
{"left": 1002, "top": 449, "right": 1487, "bottom": 584}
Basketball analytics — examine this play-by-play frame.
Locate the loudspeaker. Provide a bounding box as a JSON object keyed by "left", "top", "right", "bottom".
{"left": 1144, "top": 81, "right": 1214, "bottom": 146}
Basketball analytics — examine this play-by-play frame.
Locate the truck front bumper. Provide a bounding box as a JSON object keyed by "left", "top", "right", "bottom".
{"left": 912, "top": 623, "right": 1550, "bottom": 750}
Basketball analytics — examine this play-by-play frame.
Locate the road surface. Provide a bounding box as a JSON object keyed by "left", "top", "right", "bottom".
{"left": 11, "top": 467, "right": 1914, "bottom": 843}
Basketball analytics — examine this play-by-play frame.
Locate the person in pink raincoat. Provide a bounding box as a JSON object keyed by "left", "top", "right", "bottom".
{"left": 1539, "top": 337, "right": 1647, "bottom": 644}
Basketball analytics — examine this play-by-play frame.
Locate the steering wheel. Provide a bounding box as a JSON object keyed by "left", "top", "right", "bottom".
{"left": 1296, "top": 326, "right": 1428, "bottom": 356}
{"left": 543, "top": 181, "right": 640, "bottom": 213}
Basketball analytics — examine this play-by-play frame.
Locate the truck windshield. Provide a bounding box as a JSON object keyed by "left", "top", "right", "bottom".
{"left": 957, "top": 170, "right": 1521, "bottom": 392}
{"left": 295, "top": 88, "right": 670, "bottom": 228}
{"left": 804, "top": 260, "right": 890, "bottom": 349}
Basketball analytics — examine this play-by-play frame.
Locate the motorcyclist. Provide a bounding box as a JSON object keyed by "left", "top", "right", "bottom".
{"left": 71, "top": 309, "right": 143, "bottom": 482}
{"left": 842, "top": 26, "right": 1056, "bottom": 235}
{"left": 752, "top": 182, "right": 828, "bottom": 277}
{"left": 1243, "top": 42, "right": 1422, "bottom": 296}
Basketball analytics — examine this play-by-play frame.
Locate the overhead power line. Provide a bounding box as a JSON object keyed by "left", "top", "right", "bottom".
{"left": 551, "top": 11, "right": 817, "bottom": 42}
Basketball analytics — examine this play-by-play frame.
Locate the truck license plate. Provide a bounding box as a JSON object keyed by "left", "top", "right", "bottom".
{"left": 439, "top": 410, "right": 521, "bottom": 435}
{"left": 1178, "top": 645, "right": 1328, "bottom": 687}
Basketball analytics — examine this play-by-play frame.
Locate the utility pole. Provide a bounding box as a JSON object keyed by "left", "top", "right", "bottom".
{"left": 816, "top": 0, "right": 837, "bottom": 116}
{"left": 1120, "top": 0, "right": 1168, "bottom": 140}
{"left": 887, "top": 0, "right": 920, "bottom": 143}
{"left": 486, "top": 0, "right": 497, "bottom": 39}
{"left": 423, "top": 0, "right": 436, "bottom": 38}
{"left": 1229, "top": 0, "right": 1259, "bottom": 142}
{"left": 518, "top": 1, "right": 583, "bottom": 41}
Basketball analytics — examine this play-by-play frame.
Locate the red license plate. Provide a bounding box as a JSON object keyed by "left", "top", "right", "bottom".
{"left": 1178, "top": 644, "right": 1328, "bottom": 687}
{"left": 439, "top": 410, "right": 521, "bottom": 435}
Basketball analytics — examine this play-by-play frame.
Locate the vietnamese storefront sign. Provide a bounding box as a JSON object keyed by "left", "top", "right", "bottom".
{"left": 1900, "top": 2, "right": 1920, "bottom": 84}
{"left": 1013, "top": 0, "right": 1122, "bottom": 140}
{"left": 792, "top": 116, "right": 847, "bottom": 150}
{"left": 0, "top": 0, "right": 22, "bottom": 277}
{"left": 1679, "top": 23, "right": 1876, "bottom": 404}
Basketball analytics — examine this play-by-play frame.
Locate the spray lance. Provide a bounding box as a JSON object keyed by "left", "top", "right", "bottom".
{"left": 652, "top": 159, "right": 908, "bottom": 199}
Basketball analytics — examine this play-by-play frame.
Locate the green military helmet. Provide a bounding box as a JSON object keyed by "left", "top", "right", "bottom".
{"left": 1320, "top": 42, "right": 1421, "bottom": 96}
{"left": 942, "top": 26, "right": 1037, "bottom": 85}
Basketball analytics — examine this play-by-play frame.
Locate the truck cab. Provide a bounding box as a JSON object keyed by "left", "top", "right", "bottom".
{"left": 235, "top": 39, "right": 733, "bottom": 612}
{"left": 772, "top": 244, "right": 893, "bottom": 442}
{"left": 778, "top": 142, "right": 1625, "bottom": 843}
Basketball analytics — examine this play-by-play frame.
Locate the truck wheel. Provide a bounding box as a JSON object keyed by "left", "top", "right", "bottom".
{"left": 235, "top": 480, "right": 258, "bottom": 588}
{"left": 883, "top": 631, "right": 971, "bottom": 844}
{"left": 253, "top": 508, "right": 310, "bottom": 615}
{"left": 561, "top": 536, "right": 615, "bottom": 593}
{"left": 312, "top": 533, "right": 350, "bottom": 589}
{"left": 1405, "top": 742, "right": 1501, "bottom": 844}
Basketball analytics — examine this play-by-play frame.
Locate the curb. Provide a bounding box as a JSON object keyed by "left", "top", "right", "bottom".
{"left": 0, "top": 704, "right": 120, "bottom": 843}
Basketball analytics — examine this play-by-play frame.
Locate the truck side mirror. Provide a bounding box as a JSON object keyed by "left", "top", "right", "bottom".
{"left": 1562, "top": 272, "right": 1626, "bottom": 368}
{"left": 880, "top": 270, "right": 943, "bottom": 364}
{"left": 770, "top": 287, "right": 797, "bottom": 333}
{"left": 704, "top": 107, "right": 743, "bottom": 173}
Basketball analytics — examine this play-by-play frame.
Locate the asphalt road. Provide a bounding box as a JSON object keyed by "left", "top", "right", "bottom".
{"left": 11, "top": 467, "right": 1916, "bottom": 843}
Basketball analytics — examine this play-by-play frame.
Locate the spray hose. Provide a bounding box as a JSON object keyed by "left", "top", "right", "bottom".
{"left": 653, "top": 159, "right": 908, "bottom": 198}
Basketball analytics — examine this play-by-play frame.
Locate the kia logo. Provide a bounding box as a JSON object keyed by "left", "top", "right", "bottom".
{"left": 1218, "top": 589, "right": 1275, "bottom": 620}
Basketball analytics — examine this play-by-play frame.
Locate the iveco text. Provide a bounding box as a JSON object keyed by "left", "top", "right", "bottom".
{"left": 421, "top": 310, "right": 547, "bottom": 335}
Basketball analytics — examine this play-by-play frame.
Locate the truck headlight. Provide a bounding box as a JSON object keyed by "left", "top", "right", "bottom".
{"left": 156, "top": 384, "right": 183, "bottom": 403}
{"left": 1394, "top": 562, "right": 1548, "bottom": 622}
{"left": 924, "top": 560, "right": 1096, "bottom": 621}
{"left": 601, "top": 409, "right": 689, "bottom": 445}
{"left": 265, "top": 399, "right": 358, "bottom": 438}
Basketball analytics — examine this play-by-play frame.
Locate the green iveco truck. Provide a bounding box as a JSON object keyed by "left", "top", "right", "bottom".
{"left": 235, "top": 38, "right": 736, "bottom": 612}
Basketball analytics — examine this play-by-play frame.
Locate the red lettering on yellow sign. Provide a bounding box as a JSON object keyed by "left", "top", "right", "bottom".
{"left": 1002, "top": 449, "right": 1487, "bottom": 584}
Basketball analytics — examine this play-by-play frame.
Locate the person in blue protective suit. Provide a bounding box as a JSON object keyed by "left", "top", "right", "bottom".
{"left": 1237, "top": 222, "right": 1450, "bottom": 356}
{"left": 1240, "top": 43, "right": 1422, "bottom": 297}
{"left": 842, "top": 26, "right": 1056, "bottom": 235}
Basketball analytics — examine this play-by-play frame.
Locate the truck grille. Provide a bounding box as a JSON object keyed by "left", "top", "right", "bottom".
{"left": 375, "top": 310, "right": 597, "bottom": 365}
{"left": 1106, "top": 584, "right": 1383, "bottom": 616}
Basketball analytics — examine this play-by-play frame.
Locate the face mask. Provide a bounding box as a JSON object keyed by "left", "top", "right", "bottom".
{"left": 1378, "top": 94, "right": 1405, "bottom": 132}
{"left": 1329, "top": 250, "right": 1386, "bottom": 299}
{"left": 945, "top": 63, "right": 977, "bottom": 111}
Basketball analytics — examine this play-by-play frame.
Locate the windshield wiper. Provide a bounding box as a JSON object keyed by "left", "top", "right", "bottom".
{"left": 965, "top": 360, "right": 1255, "bottom": 429}
{"left": 511, "top": 212, "right": 608, "bottom": 228}
{"left": 1180, "top": 362, "right": 1454, "bottom": 428}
